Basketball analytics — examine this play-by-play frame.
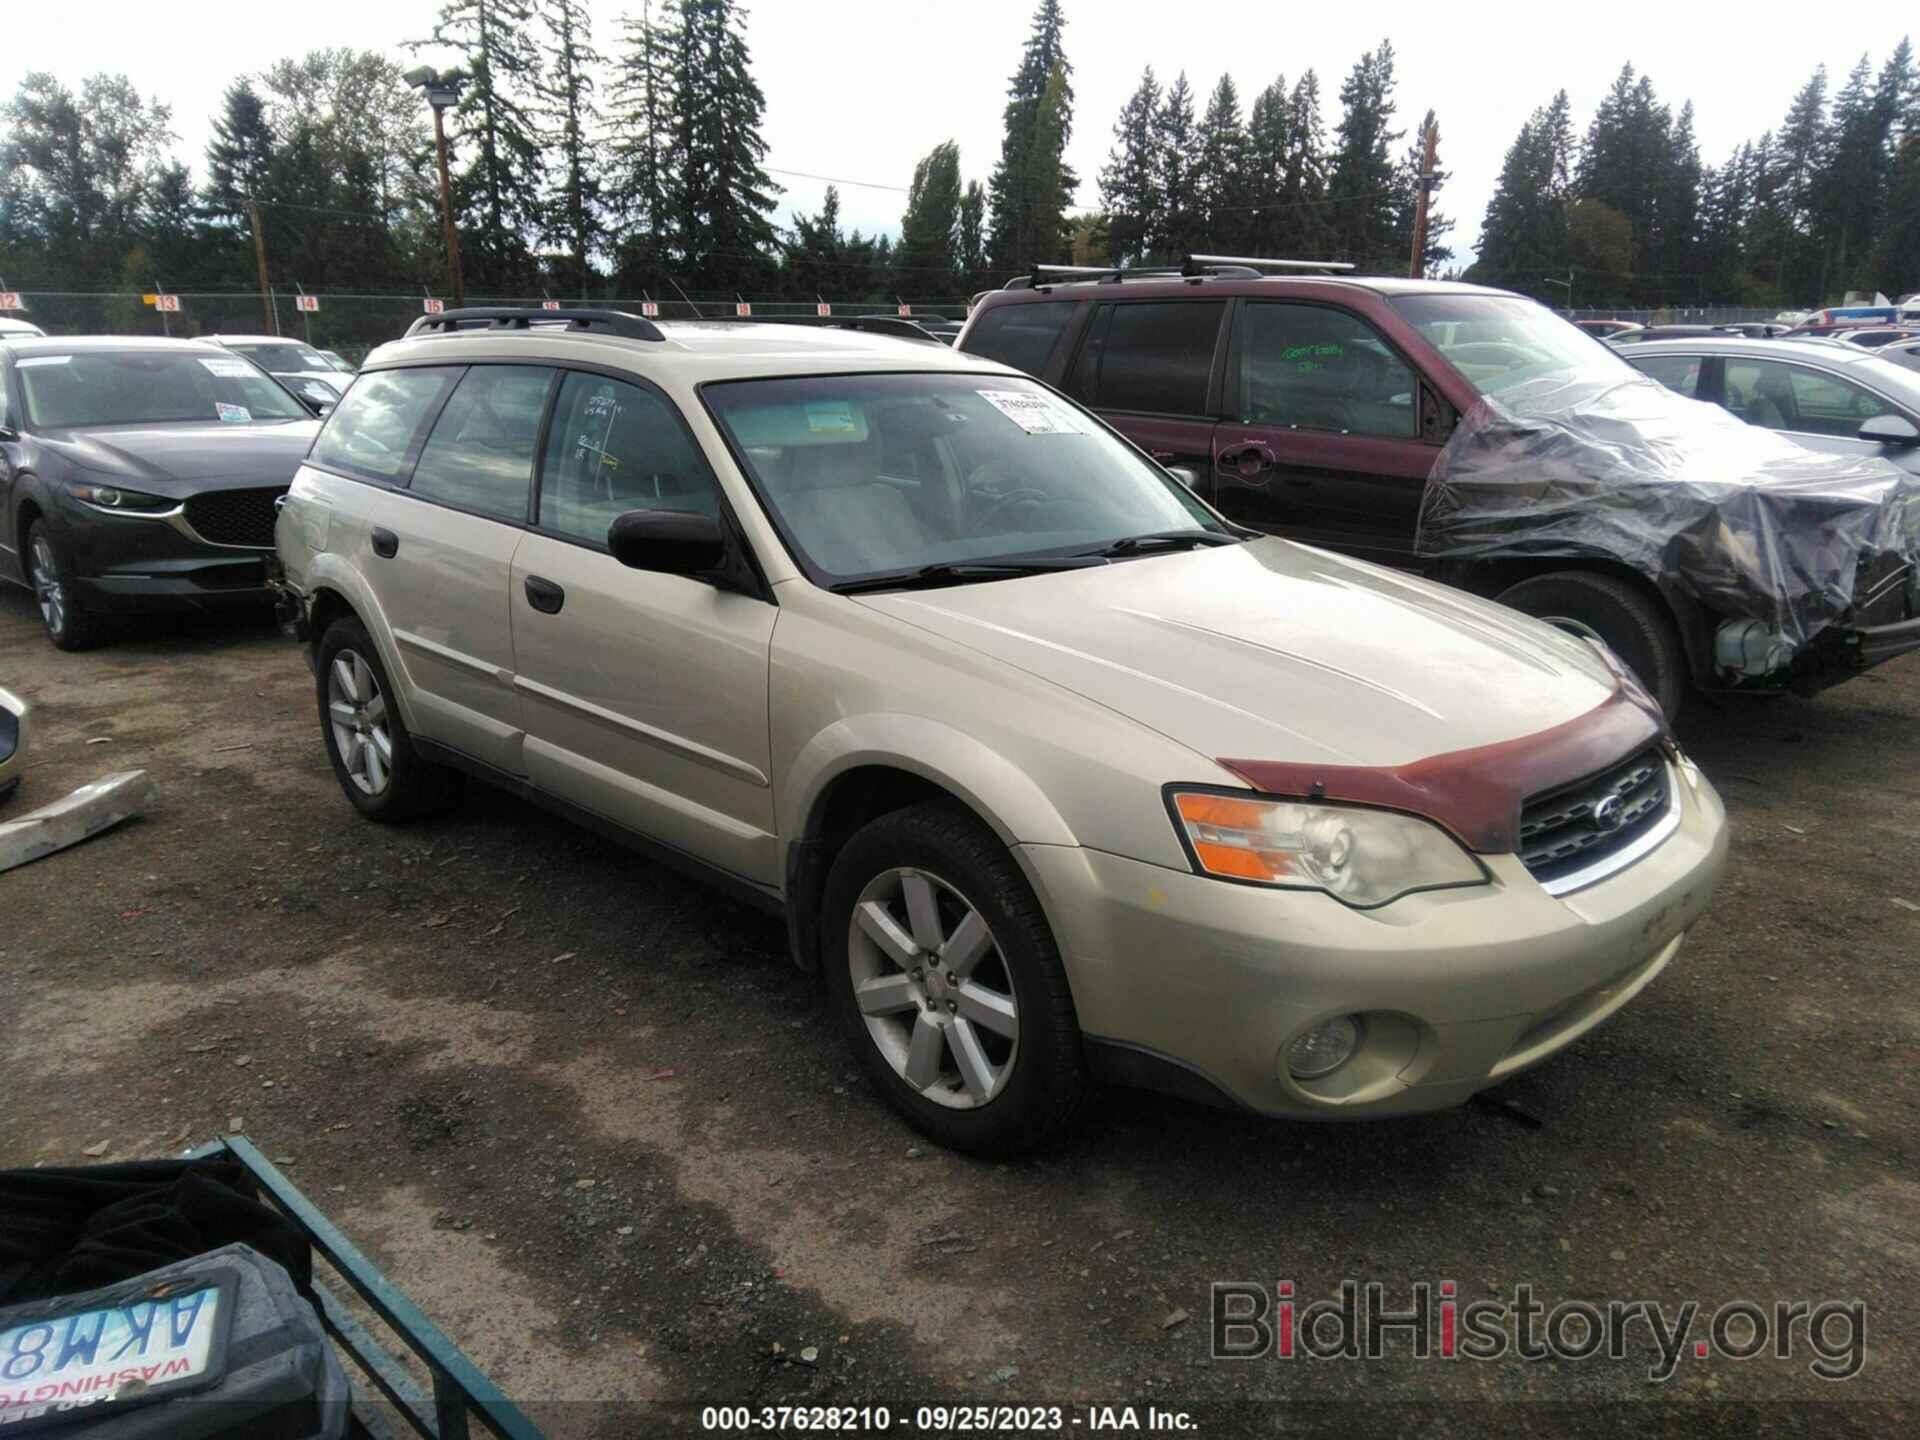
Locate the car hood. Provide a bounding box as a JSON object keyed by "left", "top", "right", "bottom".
{"left": 36, "top": 420, "right": 321, "bottom": 494}
{"left": 855, "top": 538, "right": 1621, "bottom": 769}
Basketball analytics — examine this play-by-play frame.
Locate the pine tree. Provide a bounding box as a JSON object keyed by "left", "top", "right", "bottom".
{"left": 1655, "top": 100, "right": 1702, "bottom": 295}
{"left": 418, "top": 0, "right": 547, "bottom": 291}
{"left": 607, "top": 1, "right": 676, "bottom": 285}
{"left": 957, "top": 181, "right": 988, "bottom": 290}
{"left": 1152, "top": 72, "right": 1199, "bottom": 260}
{"left": 1243, "top": 77, "right": 1290, "bottom": 257}
{"left": 1283, "top": 71, "right": 1330, "bottom": 257}
{"left": 534, "top": 0, "right": 605, "bottom": 294}
{"left": 1874, "top": 133, "right": 1920, "bottom": 294}
{"left": 668, "top": 0, "right": 779, "bottom": 290}
{"left": 1099, "top": 67, "right": 1161, "bottom": 265}
{"left": 1772, "top": 67, "right": 1831, "bottom": 298}
{"left": 1193, "top": 75, "right": 1249, "bottom": 252}
{"left": 205, "top": 81, "right": 276, "bottom": 227}
{"left": 1020, "top": 63, "right": 1072, "bottom": 267}
{"left": 897, "top": 141, "right": 963, "bottom": 286}
{"left": 1327, "top": 41, "right": 1404, "bottom": 270}
{"left": 986, "top": 0, "right": 1075, "bottom": 271}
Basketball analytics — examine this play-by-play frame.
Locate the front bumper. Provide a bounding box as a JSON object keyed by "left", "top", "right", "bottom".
{"left": 49, "top": 490, "right": 277, "bottom": 616}
{"left": 1021, "top": 760, "right": 1728, "bottom": 1119}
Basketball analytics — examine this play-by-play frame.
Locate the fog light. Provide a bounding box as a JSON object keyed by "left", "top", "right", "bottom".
{"left": 1288, "top": 1015, "right": 1361, "bottom": 1080}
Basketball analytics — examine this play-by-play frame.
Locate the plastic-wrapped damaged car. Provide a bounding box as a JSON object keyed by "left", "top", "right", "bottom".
{"left": 958, "top": 271, "right": 1920, "bottom": 715}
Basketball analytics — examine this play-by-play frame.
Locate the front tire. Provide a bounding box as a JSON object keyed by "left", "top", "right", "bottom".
{"left": 315, "top": 616, "right": 460, "bottom": 822}
{"left": 821, "top": 801, "right": 1092, "bottom": 1155}
{"left": 26, "top": 523, "right": 105, "bottom": 652}
{"left": 1496, "top": 570, "right": 1687, "bottom": 719}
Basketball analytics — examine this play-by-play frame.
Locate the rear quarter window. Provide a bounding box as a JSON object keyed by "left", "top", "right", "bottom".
{"left": 311, "top": 368, "right": 459, "bottom": 483}
{"left": 961, "top": 300, "right": 1077, "bottom": 376}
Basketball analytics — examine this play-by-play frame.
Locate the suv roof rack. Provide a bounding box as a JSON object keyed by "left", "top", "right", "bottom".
{"left": 404, "top": 307, "right": 666, "bottom": 341}
{"left": 704, "top": 314, "right": 947, "bottom": 344}
{"left": 1007, "top": 254, "right": 1355, "bottom": 290}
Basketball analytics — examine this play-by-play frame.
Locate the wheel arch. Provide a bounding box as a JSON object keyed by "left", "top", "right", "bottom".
{"left": 301, "top": 554, "right": 423, "bottom": 733}
{"left": 779, "top": 719, "right": 1078, "bottom": 972}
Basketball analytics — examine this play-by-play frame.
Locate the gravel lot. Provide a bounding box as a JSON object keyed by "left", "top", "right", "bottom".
{"left": 2, "top": 583, "right": 1915, "bottom": 1436}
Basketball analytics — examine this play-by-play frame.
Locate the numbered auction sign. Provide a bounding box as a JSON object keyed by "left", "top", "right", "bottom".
{"left": 156, "top": 295, "right": 182, "bottom": 313}
{"left": 897, "top": 304, "right": 912, "bottom": 317}
{"left": 0, "top": 292, "right": 23, "bottom": 311}
{"left": 542, "top": 300, "right": 561, "bottom": 310}
{"left": 639, "top": 301, "right": 660, "bottom": 318}
{"left": 735, "top": 302, "right": 752, "bottom": 317}
{"left": 423, "top": 298, "right": 445, "bottom": 314}
{"left": 816, "top": 302, "right": 832, "bottom": 317}
{"left": 295, "top": 295, "right": 319, "bottom": 313}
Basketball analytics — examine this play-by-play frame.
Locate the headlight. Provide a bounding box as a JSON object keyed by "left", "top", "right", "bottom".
{"left": 1168, "top": 789, "right": 1487, "bottom": 908}
{"left": 67, "top": 481, "right": 175, "bottom": 512}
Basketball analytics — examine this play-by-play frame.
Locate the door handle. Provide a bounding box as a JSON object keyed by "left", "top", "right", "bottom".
{"left": 523, "top": 574, "right": 565, "bottom": 614}
{"left": 1216, "top": 443, "right": 1276, "bottom": 481}
{"left": 370, "top": 527, "right": 398, "bottom": 559}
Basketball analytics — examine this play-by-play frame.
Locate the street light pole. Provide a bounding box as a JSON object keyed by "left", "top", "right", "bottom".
{"left": 406, "top": 66, "right": 468, "bottom": 309}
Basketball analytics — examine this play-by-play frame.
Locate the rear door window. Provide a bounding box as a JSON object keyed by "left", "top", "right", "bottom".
{"left": 1069, "top": 300, "right": 1225, "bottom": 417}
{"left": 311, "top": 367, "right": 459, "bottom": 483}
{"left": 1627, "top": 353, "right": 1704, "bottom": 399}
{"left": 409, "top": 365, "right": 554, "bottom": 521}
{"left": 1237, "top": 303, "right": 1417, "bottom": 437}
{"left": 1722, "top": 359, "right": 1885, "bottom": 437}
{"left": 961, "top": 300, "right": 1077, "bottom": 376}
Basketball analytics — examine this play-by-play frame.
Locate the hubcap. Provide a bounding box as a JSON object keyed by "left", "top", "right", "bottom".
{"left": 328, "top": 649, "right": 393, "bottom": 796}
{"left": 847, "top": 868, "right": 1019, "bottom": 1110}
{"left": 30, "top": 535, "right": 65, "bottom": 636}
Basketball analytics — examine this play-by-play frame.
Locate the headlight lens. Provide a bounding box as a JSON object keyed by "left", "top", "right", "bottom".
{"left": 1169, "top": 790, "right": 1487, "bottom": 908}
{"left": 68, "top": 481, "right": 173, "bottom": 512}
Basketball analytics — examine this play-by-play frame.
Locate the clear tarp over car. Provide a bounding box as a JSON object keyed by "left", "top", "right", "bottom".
{"left": 1416, "top": 372, "right": 1920, "bottom": 649}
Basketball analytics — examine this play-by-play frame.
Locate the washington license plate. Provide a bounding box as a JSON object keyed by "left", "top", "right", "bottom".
{"left": 0, "top": 1277, "right": 230, "bottom": 1429}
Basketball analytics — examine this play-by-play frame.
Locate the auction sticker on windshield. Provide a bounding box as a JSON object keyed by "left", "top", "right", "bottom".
{"left": 978, "top": 388, "right": 1088, "bottom": 435}
{"left": 215, "top": 403, "right": 252, "bottom": 423}
{"left": 200, "top": 357, "right": 259, "bottom": 380}
{"left": 0, "top": 1273, "right": 234, "bottom": 1428}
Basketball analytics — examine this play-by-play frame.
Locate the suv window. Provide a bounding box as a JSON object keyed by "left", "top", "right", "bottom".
{"left": 1722, "top": 358, "right": 1885, "bottom": 437}
{"left": 963, "top": 300, "right": 1076, "bottom": 376}
{"left": 1070, "top": 301, "right": 1225, "bottom": 416}
{"left": 539, "top": 372, "right": 719, "bottom": 546}
{"left": 310, "top": 367, "right": 457, "bottom": 482}
{"left": 1239, "top": 303, "right": 1416, "bottom": 437}
{"left": 1627, "top": 352, "right": 1704, "bottom": 399}
{"left": 409, "top": 365, "right": 553, "bottom": 521}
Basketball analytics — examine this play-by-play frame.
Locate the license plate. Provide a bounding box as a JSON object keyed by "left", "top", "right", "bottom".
{"left": 0, "top": 1272, "right": 233, "bottom": 1429}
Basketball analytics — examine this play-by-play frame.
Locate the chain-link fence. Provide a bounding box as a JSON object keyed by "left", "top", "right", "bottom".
{"left": 1, "top": 291, "right": 975, "bottom": 366}
{"left": 1564, "top": 305, "right": 1792, "bottom": 325}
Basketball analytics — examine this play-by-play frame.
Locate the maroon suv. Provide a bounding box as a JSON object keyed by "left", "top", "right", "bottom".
{"left": 956, "top": 269, "right": 1920, "bottom": 716}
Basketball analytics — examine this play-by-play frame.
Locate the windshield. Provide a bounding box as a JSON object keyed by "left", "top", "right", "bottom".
{"left": 17, "top": 350, "right": 310, "bottom": 427}
{"left": 1393, "top": 295, "right": 1634, "bottom": 402}
{"left": 228, "top": 342, "right": 331, "bottom": 373}
{"left": 704, "top": 372, "right": 1227, "bottom": 584}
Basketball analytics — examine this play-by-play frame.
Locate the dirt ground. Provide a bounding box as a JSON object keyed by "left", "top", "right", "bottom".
{"left": 2, "top": 583, "right": 1915, "bottom": 1437}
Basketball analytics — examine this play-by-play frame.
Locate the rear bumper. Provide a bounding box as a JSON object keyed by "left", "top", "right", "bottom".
{"left": 1019, "top": 758, "right": 1728, "bottom": 1120}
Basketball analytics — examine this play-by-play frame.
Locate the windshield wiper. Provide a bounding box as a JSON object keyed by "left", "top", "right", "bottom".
{"left": 1081, "top": 529, "right": 1243, "bottom": 558}
{"left": 829, "top": 558, "right": 1102, "bottom": 595}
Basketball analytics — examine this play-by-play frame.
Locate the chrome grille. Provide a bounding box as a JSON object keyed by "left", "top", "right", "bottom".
{"left": 1519, "top": 748, "right": 1673, "bottom": 893}
{"left": 184, "top": 487, "right": 286, "bottom": 548}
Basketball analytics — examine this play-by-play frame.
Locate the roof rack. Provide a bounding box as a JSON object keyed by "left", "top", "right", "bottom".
{"left": 1008, "top": 254, "right": 1355, "bottom": 290}
{"left": 404, "top": 307, "right": 665, "bottom": 341}
{"left": 703, "top": 314, "right": 947, "bottom": 344}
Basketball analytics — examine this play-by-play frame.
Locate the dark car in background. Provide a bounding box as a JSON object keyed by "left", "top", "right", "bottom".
{"left": 1573, "top": 318, "right": 1641, "bottom": 339}
{"left": 957, "top": 268, "right": 1920, "bottom": 716}
{"left": 0, "top": 337, "right": 320, "bottom": 649}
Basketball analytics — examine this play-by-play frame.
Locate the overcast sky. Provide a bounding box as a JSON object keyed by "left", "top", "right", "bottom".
{"left": 10, "top": 0, "right": 1917, "bottom": 273}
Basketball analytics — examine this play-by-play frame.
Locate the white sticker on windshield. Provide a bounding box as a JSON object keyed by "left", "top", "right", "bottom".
{"left": 976, "top": 388, "right": 1086, "bottom": 435}
{"left": 200, "top": 357, "right": 258, "bottom": 379}
{"left": 15, "top": 355, "right": 72, "bottom": 367}
{"left": 215, "top": 402, "right": 252, "bottom": 423}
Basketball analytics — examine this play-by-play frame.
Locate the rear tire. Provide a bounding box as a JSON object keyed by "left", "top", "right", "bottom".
{"left": 26, "top": 522, "right": 106, "bottom": 652}
{"left": 821, "top": 801, "right": 1092, "bottom": 1155}
{"left": 315, "top": 616, "right": 461, "bottom": 822}
{"left": 1496, "top": 570, "right": 1687, "bottom": 720}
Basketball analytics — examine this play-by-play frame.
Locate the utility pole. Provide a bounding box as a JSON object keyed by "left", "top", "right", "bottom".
{"left": 1408, "top": 118, "right": 1440, "bottom": 279}
{"left": 246, "top": 200, "right": 274, "bottom": 332}
{"left": 405, "top": 67, "right": 469, "bottom": 309}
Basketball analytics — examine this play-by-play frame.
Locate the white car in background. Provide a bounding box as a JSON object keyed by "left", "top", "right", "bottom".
{"left": 0, "top": 318, "right": 48, "bottom": 340}
{"left": 207, "top": 335, "right": 350, "bottom": 406}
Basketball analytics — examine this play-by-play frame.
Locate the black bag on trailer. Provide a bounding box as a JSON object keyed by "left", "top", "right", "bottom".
{"left": 0, "top": 1242, "right": 347, "bottom": 1439}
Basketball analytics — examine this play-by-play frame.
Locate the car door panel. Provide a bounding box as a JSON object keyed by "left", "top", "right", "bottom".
{"left": 508, "top": 369, "right": 779, "bottom": 885}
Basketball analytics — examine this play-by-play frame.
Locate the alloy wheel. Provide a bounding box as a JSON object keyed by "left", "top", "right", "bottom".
{"left": 328, "top": 649, "right": 393, "bottom": 796}
{"left": 847, "top": 867, "right": 1020, "bottom": 1109}
{"left": 29, "top": 534, "right": 65, "bottom": 637}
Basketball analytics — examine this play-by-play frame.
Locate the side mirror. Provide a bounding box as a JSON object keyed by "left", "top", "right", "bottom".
{"left": 608, "top": 509, "right": 726, "bottom": 576}
{"left": 1165, "top": 465, "right": 1199, "bottom": 490}
{"left": 1858, "top": 413, "right": 1920, "bottom": 447}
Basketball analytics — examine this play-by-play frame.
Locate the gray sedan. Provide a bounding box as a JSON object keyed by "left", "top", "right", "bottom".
{"left": 1615, "top": 335, "right": 1920, "bottom": 474}
{"left": 0, "top": 337, "right": 321, "bottom": 649}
